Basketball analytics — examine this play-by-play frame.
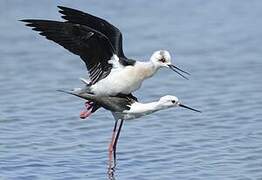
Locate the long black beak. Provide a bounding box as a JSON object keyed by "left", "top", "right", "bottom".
{"left": 168, "top": 64, "right": 190, "bottom": 80}
{"left": 179, "top": 103, "right": 201, "bottom": 113}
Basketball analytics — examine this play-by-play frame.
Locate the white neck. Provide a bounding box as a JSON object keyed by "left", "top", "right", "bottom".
{"left": 126, "top": 100, "right": 170, "bottom": 115}
{"left": 137, "top": 61, "right": 160, "bottom": 79}
{"left": 121, "top": 99, "right": 176, "bottom": 120}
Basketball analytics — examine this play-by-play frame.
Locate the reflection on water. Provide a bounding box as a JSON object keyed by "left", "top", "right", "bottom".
{"left": 1, "top": 0, "right": 262, "bottom": 179}
{"left": 108, "top": 168, "right": 116, "bottom": 180}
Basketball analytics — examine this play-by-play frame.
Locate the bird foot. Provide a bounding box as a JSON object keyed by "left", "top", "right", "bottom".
{"left": 79, "top": 101, "right": 94, "bottom": 119}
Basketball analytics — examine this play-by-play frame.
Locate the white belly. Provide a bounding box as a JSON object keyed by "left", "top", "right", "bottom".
{"left": 90, "top": 66, "right": 144, "bottom": 95}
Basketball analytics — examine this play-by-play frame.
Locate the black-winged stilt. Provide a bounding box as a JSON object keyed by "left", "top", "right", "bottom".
{"left": 58, "top": 89, "right": 201, "bottom": 171}
{"left": 21, "top": 6, "right": 190, "bottom": 118}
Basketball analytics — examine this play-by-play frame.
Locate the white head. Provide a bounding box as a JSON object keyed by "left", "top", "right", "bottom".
{"left": 158, "top": 95, "right": 180, "bottom": 108}
{"left": 150, "top": 50, "right": 190, "bottom": 79}
{"left": 158, "top": 95, "right": 201, "bottom": 112}
{"left": 150, "top": 50, "right": 172, "bottom": 68}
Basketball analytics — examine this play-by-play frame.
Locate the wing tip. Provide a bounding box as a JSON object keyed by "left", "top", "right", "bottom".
{"left": 57, "top": 5, "right": 70, "bottom": 10}
{"left": 57, "top": 5, "right": 80, "bottom": 14}
{"left": 19, "top": 19, "right": 27, "bottom": 22}
{"left": 57, "top": 5, "right": 64, "bottom": 9}
{"left": 19, "top": 19, "right": 42, "bottom": 25}
{"left": 19, "top": 19, "right": 33, "bottom": 24}
{"left": 19, "top": 19, "right": 38, "bottom": 28}
{"left": 19, "top": 19, "right": 42, "bottom": 30}
{"left": 57, "top": 5, "right": 67, "bottom": 14}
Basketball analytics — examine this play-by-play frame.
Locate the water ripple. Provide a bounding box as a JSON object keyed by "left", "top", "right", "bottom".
{"left": 1, "top": 0, "right": 262, "bottom": 179}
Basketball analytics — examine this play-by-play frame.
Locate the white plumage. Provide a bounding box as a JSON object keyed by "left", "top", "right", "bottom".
{"left": 89, "top": 50, "right": 174, "bottom": 95}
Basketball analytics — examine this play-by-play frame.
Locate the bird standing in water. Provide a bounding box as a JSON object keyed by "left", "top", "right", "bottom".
{"left": 58, "top": 89, "right": 201, "bottom": 171}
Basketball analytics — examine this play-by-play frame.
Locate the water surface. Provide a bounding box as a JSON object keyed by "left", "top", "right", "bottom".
{"left": 1, "top": 0, "right": 262, "bottom": 179}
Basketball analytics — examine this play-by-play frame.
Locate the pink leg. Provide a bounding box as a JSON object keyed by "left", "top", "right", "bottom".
{"left": 112, "top": 119, "right": 124, "bottom": 168}
{"left": 108, "top": 120, "right": 118, "bottom": 172}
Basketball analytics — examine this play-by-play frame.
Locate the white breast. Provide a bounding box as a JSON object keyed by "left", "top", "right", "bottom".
{"left": 90, "top": 62, "right": 153, "bottom": 95}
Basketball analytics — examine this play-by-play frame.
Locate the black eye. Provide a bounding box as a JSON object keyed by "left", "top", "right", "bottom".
{"left": 171, "top": 100, "right": 176, "bottom": 103}
{"left": 159, "top": 58, "right": 166, "bottom": 63}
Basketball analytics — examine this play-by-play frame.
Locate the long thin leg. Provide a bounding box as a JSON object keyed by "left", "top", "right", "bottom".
{"left": 108, "top": 120, "right": 118, "bottom": 170}
{"left": 112, "top": 119, "right": 124, "bottom": 168}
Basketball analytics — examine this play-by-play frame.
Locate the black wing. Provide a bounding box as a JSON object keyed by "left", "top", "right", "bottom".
{"left": 58, "top": 6, "right": 126, "bottom": 58}
{"left": 102, "top": 93, "right": 138, "bottom": 112}
{"left": 21, "top": 19, "right": 115, "bottom": 84}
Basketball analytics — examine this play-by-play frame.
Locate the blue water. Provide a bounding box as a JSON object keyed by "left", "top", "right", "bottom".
{"left": 1, "top": 0, "right": 262, "bottom": 179}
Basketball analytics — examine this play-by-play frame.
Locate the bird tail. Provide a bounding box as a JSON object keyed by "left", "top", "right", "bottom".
{"left": 57, "top": 89, "right": 94, "bottom": 101}
{"left": 57, "top": 89, "right": 101, "bottom": 119}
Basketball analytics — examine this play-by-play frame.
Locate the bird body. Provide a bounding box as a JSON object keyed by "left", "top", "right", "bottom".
{"left": 21, "top": 6, "right": 189, "bottom": 97}
{"left": 90, "top": 59, "right": 158, "bottom": 96}
{"left": 59, "top": 90, "right": 201, "bottom": 120}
